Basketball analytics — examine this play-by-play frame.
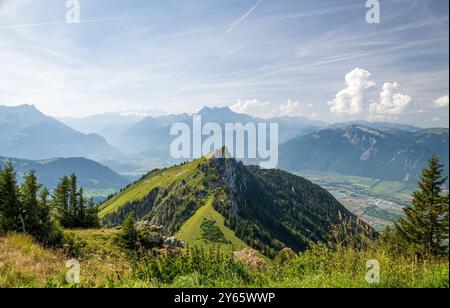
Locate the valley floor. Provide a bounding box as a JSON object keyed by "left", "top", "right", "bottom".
{"left": 300, "top": 172, "right": 415, "bottom": 230}
{"left": 1, "top": 232, "right": 448, "bottom": 288}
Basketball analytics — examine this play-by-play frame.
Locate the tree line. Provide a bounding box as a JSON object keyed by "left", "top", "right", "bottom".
{"left": 0, "top": 163, "right": 99, "bottom": 245}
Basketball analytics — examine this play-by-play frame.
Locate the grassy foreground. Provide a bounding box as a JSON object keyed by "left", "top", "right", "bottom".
{"left": 0, "top": 232, "right": 448, "bottom": 288}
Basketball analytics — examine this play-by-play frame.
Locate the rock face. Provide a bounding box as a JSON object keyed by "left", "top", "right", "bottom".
{"left": 135, "top": 220, "right": 163, "bottom": 232}
{"left": 163, "top": 236, "right": 185, "bottom": 249}
{"left": 205, "top": 157, "right": 249, "bottom": 214}
{"left": 135, "top": 220, "right": 185, "bottom": 249}
{"left": 233, "top": 248, "right": 265, "bottom": 268}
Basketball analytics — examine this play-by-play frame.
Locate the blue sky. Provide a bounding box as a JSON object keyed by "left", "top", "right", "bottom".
{"left": 0, "top": 0, "right": 448, "bottom": 127}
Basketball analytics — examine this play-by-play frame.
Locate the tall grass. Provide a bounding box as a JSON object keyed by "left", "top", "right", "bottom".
{"left": 131, "top": 243, "right": 448, "bottom": 288}
{"left": 0, "top": 234, "right": 65, "bottom": 287}
{"left": 0, "top": 233, "right": 448, "bottom": 288}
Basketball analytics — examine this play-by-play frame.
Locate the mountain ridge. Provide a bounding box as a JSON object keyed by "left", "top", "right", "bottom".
{"left": 0, "top": 105, "right": 121, "bottom": 161}
{"left": 0, "top": 155, "right": 130, "bottom": 191}
{"left": 100, "top": 154, "right": 373, "bottom": 256}
{"left": 279, "top": 125, "right": 449, "bottom": 184}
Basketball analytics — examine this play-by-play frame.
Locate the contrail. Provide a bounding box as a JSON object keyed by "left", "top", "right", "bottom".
{"left": 227, "top": 0, "right": 263, "bottom": 34}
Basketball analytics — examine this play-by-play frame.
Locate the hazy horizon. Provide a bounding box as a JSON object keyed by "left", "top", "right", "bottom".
{"left": 2, "top": 102, "right": 450, "bottom": 130}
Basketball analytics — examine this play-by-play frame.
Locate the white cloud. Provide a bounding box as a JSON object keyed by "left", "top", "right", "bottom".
{"left": 432, "top": 117, "right": 441, "bottom": 123}
{"left": 230, "top": 99, "right": 310, "bottom": 118}
{"left": 329, "top": 69, "right": 414, "bottom": 121}
{"left": 230, "top": 99, "right": 271, "bottom": 115}
{"left": 279, "top": 100, "right": 303, "bottom": 117}
{"left": 369, "top": 82, "right": 412, "bottom": 116}
{"left": 328, "top": 68, "right": 376, "bottom": 116}
{"left": 433, "top": 95, "right": 449, "bottom": 108}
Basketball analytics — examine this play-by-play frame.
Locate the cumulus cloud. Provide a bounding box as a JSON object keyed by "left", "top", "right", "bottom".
{"left": 328, "top": 68, "right": 376, "bottom": 116}
{"left": 433, "top": 95, "right": 449, "bottom": 108}
{"left": 328, "top": 68, "right": 414, "bottom": 121}
{"left": 278, "top": 100, "right": 303, "bottom": 117}
{"left": 230, "top": 99, "right": 271, "bottom": 116}
{"left": 369, "top": 82, "right": 412, "bottom": 116}
{"left": 230, "top": 99, "right": 312, "bottom": 118}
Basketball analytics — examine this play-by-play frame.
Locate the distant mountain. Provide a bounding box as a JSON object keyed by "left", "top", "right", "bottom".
{"left": 0, "top": 105, "right": 121, "bottom": 161}
{"left": 100, "top": 153, "right": 373, "bottom": 256}
{"left": 279, "top": 125, "right": 449, "bottom": 184}
{"left": 113, "top": 106, "right": 326, "bottom": 158}
{"left": 0, "top": 156, "right": 130, "bottom": 191}
{"left": 331, "top": 121, "right": 423, "bottom": 133}
{"left": 59, "top": 112, "right": 146, "bottom": 135}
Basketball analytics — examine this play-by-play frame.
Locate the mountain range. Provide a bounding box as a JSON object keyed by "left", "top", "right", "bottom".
{"left": 92, "top": 106, "right": 326, "bottom": 158}
{"left": 0, "top": 105, "right": 120, "bottom": 161}
{"left": 279, "top": 125, "right": 449, "bottom": 184}
{"left": 2, "top": 104, "right": 448, "bottom": 186}
{"left": 58, "top": 112, "right": 146, "bottom": 137}
{"left": 0, "top": 156, "right": 129, "bottom": 191}
{"left": 99, "top": 153, "right": 373, "bottom": 256}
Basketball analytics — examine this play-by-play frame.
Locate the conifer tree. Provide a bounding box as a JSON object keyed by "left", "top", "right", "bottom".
{"left": 119, "top": 213, "right": 137, "bottom": 250}
{"left": 395, "top": 155, "right": 449, "bottom": 257}
{"left": 52, "top": 176, "right": 71, "bottom": 226}
{"left": 86, "top": 197, "right": 100, "bottom": 228}
{"left": 69, "top": 174, "right": 78, "bottom": 226}
{"left": 0, "top": 163, "right": 23, "bottom": 233}
{"left": 77, "top": 187, "right": 86, "bottom": 227}
{"left": 20, "top": 170, "right": 42, "bottom": 234}
{"left": 38, "top": 188, "right": 51, "bottom": 229}
{"left": 52, "top": 174, "right": 99, "bottom": 228}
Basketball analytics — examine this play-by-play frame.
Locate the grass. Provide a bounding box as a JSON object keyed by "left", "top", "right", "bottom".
{"left": 0, "top": 233, "right": 448, "bottom": 288}
{"left": 99, "top": 158, "right": 206, "bottom": 218}
{"left": 0, "top": 231, "right": 133, "bottom": 288}
{"left": 0, "top": 234, "right": 65, "bottom": 287}
{"left": 176, "top": 198, "right": 248, "bottom": 254}
{"left": 64, "top": 229, "right": 122, "bottom": 259}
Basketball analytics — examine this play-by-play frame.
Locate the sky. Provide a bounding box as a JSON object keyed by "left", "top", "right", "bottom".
{"left": 0, "top": 0, "right": 448, "bottom": 127}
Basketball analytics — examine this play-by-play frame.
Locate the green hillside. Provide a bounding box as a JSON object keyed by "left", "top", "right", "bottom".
{"left": 176, "top": 197, "right": 248, "bottom": 253}
{"left": 99, "top": 154, "right": 374, "bottom": 257}
{"left": 99, "top": 157, "right": 206, "bottom": 218}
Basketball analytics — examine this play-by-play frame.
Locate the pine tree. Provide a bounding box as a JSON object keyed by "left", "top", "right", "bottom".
{"left": 119, "top": 213, "right": 137, "bottom": 250}
{"left": 69, "top": 174, "right": 78, "bottom": 226}
{"left": 38, "top": 187, "right": 63, "bottom": 246}
{"left": 395, "top": 155, "right": 449, "bottom": 257}
{"left": 20, "top": 170, "right": 42, "bottom": 234}
{"left": 52, "top": 176, "right": 71, "bottom": 227}
{"left": 38, "top": 188, "right": 51, "bottom": 228}
{"left": 0, "top": 163, "right": 23, "bottom": 233}
{"left": 77, "top": 188, "right": 85, "bottom": 227}
{"left": 51, "top": 174, "right": 100, "bottom": 228}
{"left": 85, "top": 197, "right": 100, "bottom": 228}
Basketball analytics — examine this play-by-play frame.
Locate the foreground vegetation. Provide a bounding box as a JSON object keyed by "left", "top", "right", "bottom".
{"left": 0, "top": 232, "right": 448, "bottom": 288}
